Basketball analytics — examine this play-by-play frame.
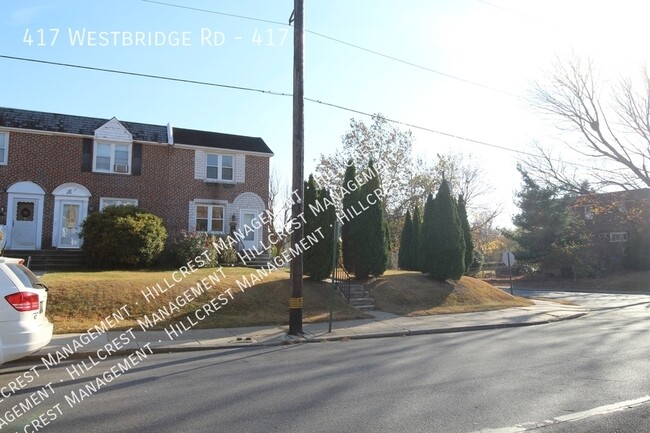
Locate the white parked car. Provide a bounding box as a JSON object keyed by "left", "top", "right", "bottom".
{"left": 0, "top": 257, "right": 53, "bottom": 364}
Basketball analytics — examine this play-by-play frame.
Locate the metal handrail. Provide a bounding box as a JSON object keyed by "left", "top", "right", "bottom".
{"left": 333, "top": 257, "right": 352, "bottom": 303}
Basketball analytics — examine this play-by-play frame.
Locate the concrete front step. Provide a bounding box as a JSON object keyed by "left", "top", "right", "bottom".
{"left": 349, "top": 297, "right": 375, "bottom": 307}
{"left": 346, "top": 284, "right": 375, "bottom": 311}
{"left": 240, "top": 250, "right": 272, "bottom": 269}
{"left": 5, "top": 249, "right": 84, "bottom": 271}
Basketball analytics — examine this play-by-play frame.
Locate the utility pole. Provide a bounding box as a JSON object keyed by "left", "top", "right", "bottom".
{"left": 288, "top": 0, "right": 304, "bottom": 336}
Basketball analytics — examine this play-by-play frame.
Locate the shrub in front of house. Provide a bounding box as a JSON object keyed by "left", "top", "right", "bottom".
{"left": 168, "top": 231, "right": 239, "bottom": 268}
{"left": 81, "top": 205, "right": 167, "bottom": 268}
{"left": 169, "top": 231, "right": 218, "bottom": 268}
{"left": 216, "top": 238, "right": 239, "bottom": 265}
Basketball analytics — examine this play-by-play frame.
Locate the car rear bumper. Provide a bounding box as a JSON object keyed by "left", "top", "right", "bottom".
{"left": 0, "top": 319, "right": 53, "bottom": 365}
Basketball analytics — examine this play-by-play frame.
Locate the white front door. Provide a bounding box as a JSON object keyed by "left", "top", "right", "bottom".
{"left": 51, "top": 183, "right": 91, "bottom": 249}
{"left": 240, "top": 211, "right": 257, "bottom": 250}
{"left": 11, "top": 199, "right": 38, "bottom": 249}
{"left": 58, "top": 202, "right": 82, "bottom": 248}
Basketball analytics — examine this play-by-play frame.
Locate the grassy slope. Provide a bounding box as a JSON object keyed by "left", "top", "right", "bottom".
{"left": 41, "top": 267, "right": 369, "bottom": 333}
{"left": 366, "top": 270, "right": 533, "bottom": 316}
{"left": 41, "top": 267, "right": 533, "bottom": 334}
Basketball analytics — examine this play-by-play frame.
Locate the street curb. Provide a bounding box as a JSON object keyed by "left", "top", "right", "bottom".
{"left": 280, "top": 311, "right": 589, "bottom": 345}
{"left": 12, "top": 310, "right": 589, "bottom": 365}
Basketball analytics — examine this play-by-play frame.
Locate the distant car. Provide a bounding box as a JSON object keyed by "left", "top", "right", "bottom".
{"left": 0, "top": 257, "right": 53, "bottom": 364}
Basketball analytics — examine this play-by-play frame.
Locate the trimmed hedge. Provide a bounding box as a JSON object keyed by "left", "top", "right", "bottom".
{"left": 81, "top": 205, "right": 167, "bottom": 268}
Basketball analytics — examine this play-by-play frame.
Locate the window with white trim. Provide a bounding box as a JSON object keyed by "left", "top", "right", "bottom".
{"left": 610, "top": 232, "right": 628, "bottom": 242}
{"left": 99, "top": 198, "right": 139, "bottom": 211}
{"left": 93, "top": 141, "right": 131, "bottom": 174}
{"left": 206, "top": 154, "right": 234, "bottom": 182}
{"left": 0, "top": 132, "right": 8, "bottom": 165}
{"left": 196, "top": 205, "right": 224, "bottom": 232}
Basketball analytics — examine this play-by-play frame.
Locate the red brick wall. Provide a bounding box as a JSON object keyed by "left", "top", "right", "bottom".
{"left": 0, "top": 131, "right": 270, "bottom": 248}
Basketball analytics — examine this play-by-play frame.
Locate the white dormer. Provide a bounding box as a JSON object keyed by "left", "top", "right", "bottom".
{"left": 93, "top": 118, "right": 133, "bottom": 175}
{"left": 95, "top": 117, "right": 133, "bottom": 142}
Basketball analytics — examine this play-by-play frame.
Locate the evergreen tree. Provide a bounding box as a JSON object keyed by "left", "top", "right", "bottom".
{"left": 398, "top": 210, "right": 413, "bottom": 269}
{"left": 429, "top": 179, "right": 465, "bottom": 280}
{"left": 411, "top": 203, "right": 422, "bottom": 271}
{"left": 355, "top": 161, "right": 389, "bottom": 279}
{"left": 383, "top": 218, "right": 393, "bottom": 269}
{"left": 505, "top": 165, "right": 591, "bottom": 274}
{"left": 419, "top": 193, "right": 436, "bottom": 273}
{"left": 303, "top": 175, "right": 336, "bottom": 281}
{"left": 341, "top": 161, "right": 360, "bottom": 274}
{"left": 457, "top": 194, "right": 474, "bottom": 273}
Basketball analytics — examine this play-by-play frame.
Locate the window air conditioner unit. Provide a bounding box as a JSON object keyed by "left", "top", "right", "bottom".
{"left": 114, "top": 164, "right": 129, "bottom": 173}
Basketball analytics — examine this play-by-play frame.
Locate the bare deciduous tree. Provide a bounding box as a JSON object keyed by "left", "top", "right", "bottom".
{"left": 315, "top": 114, "right": 416, "bottom": 218}
{"left": 411, "top": 152, "right": 497, "bottom": 215}
{"left": 267, "top": 168, "right": 292, "bottom": 256}
{"left": 527, "top": 56, "right": 650, "bottom": 192}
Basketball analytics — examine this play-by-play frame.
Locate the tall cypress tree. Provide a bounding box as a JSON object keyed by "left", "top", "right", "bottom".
{"left": 411, "top": 203, "right": 422, "bottom": 271}
{"left": 429, "top": 179, "right": 465, "bottom": 280}
{"left": 419, "top": 193, "right": 436, "bottom": 274}
{"left": 341, "top": 161, "right": 360, "bottom": 274}
{"left": 398, "top": 210, "right": 413, "bottom": 269}
{"left": 303, "top": 175, "right": 336, "bottom": 281}
{"left": 383, "top": 218, "right": 392, "bottom": 269}
{"left": 457, "top": 194, "right": 474, "bottom": 273}
{"left": 355, "top": 160, "right": 389, "bottom": 279}
{"left": 506, "top": 166, "right": 590, "bottom": 269}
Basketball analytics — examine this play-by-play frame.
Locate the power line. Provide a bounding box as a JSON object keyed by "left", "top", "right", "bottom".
{"left": 0, "top": 53, "right": 594, "bottom": 170}
{"left": 0, "top": 55, "right": 291, "bottom": 97}
{"left": 303, "top": 97, "right": 535, "bottom": 157}
{"left": 141, "top": 0, "right": 520, "bottom": 98}
{"left": 141, "top": 0, "right": 288, "bottom": 27}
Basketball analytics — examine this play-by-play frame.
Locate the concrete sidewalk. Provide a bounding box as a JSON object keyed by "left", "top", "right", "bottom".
{"left": 19, "top": 300, "right": 588, "bottom": 363}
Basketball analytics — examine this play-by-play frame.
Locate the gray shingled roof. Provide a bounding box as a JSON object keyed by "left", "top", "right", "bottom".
{"left": 0, "top": 107, "right": 273, "bottom": 155}
{"left": 0, "top": 107, "right": 167, "bottom": 143}
{"left": 173, "top": 128, "right": 273, "bottom": 155}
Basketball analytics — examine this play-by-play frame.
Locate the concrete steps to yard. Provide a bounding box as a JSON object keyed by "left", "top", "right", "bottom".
{"left": 239, "top": 249, "right": 272, "bottom": 269}
{"left": 346, "top": 283, "right": 375, "bottom": 311}
{"left": 4, "top": 249, "right": 85, "bottom": 271}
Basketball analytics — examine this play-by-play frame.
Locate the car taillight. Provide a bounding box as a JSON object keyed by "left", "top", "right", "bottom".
{"left": 5, "top": 292, "right": 39, "bottom": 312}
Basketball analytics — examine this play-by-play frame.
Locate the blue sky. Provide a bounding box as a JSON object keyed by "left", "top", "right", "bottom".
{"left": 2, "top": 0, "right": 650, "bottom": 227}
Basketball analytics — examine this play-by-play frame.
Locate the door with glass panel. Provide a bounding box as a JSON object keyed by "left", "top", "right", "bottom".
{"left": 59, "top": 202, "right": 82, "bottom": 248}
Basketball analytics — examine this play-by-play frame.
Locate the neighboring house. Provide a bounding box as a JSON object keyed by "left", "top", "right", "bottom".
{"left": 576, "top": 188, "right": 650, "bottom": 269}
{"left": 0, "top": 107, "right": 273, "bottom": 253}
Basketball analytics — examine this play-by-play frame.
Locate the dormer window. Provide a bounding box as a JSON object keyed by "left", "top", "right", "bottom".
{"left": 93, "top": 141, "right": 131, "bottom": 174}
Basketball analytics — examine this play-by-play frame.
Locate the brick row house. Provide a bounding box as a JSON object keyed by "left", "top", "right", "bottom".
{"left": 0, "top": 107, "right": 272, "bottom": 257}
{"left": 576, "top": 188, "right": 650, "bottom": 269}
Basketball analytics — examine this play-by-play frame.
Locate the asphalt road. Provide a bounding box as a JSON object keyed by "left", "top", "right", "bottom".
{"left": 1, "top": 291, "right": 649, "bottom": 433}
